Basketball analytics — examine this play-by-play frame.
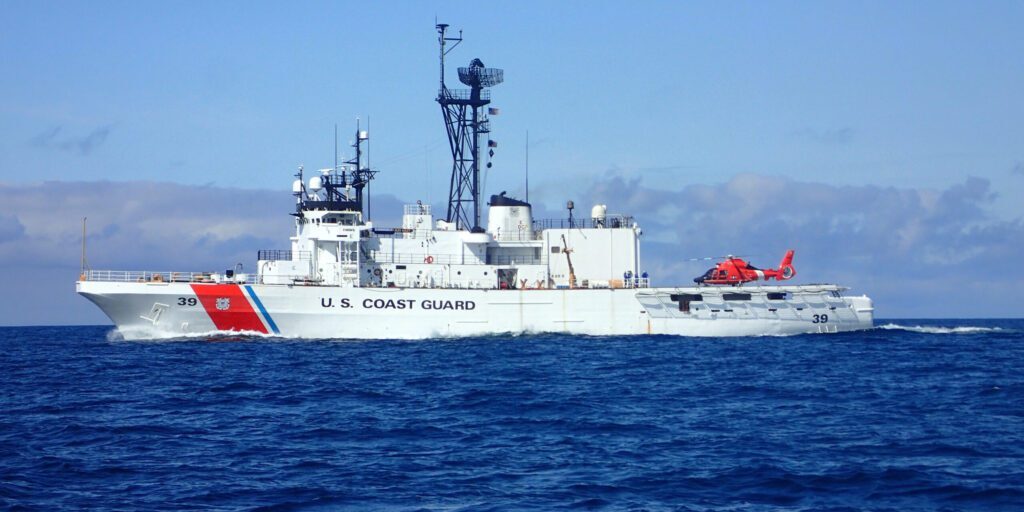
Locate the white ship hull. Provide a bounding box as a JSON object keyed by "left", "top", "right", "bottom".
{"left": 78, "top": 280, "right": 874, "bottom": 340}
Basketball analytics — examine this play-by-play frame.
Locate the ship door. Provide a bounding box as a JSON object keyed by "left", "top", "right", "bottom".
{"left": 497, "top": 268, "right": 518, "bottom": 290}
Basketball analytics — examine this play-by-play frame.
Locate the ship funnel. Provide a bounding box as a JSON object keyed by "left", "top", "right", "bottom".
{"left": 487, "top": 193, "right": 533, "bottom": 241}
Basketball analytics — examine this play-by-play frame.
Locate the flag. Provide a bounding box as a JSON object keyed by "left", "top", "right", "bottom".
{"left": 488, "top": 107, "right": 500, "bottom": 115}
{"left": 488, "top": 140, "right": 498, "bottom": 148}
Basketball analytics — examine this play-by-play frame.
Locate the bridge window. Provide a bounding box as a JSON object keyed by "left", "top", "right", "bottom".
{"left": 767, "top": 292, "right": 789, "bottom": 300}
{"left": 723, "top": 293, "right": 751, "bottom": 301}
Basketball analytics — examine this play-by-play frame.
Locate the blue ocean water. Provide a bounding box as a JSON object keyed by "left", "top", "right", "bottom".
{"left": 1, "top": 321, "right": 1022, "bottom": 511}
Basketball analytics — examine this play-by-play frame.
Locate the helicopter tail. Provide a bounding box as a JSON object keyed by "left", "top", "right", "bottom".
{"left": 777, "top": 250, "right": 796, "bottom": 280}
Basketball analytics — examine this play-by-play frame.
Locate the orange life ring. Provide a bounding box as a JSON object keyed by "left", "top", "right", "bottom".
{"left": 425, "top": 255, "right": 435, "bottom": 264}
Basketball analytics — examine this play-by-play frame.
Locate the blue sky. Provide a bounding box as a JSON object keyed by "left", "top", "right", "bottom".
{"left": 2, "top": 1, "right": 1023, "bottom": 324}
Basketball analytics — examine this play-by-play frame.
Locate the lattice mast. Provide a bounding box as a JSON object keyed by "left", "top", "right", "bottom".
{"left": 436, "top": 23, "right": 503, "bottom": 232}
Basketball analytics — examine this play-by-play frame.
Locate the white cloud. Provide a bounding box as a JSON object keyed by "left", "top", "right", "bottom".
{"left": 575, "top": 173, "right": 1024, "bottom": 317}
{"left": 1, "top": 176, "right": 1021, "bottom": 325}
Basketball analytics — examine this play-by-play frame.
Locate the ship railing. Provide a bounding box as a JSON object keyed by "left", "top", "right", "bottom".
{"left": 403, "top": 204, "right": 432, "bottom": 215}
{"left": 366, "top": 252, "right": 545, "bottom": 266}
{"left": 371, "top": 228, "right": 435, "bottom": 240}
{"left": 491, "top": 230, "right": 542, "bottom": 242}
{"left": 532, "top": 215, "right": 635, "bottom": 230}
{"left": 254, "top": 274, "right": 323, "bottom": 286}
{"left": 624, "top": 277, "right": 650, "bottom": 289}
{"left": 81, "top": 270, "right": 243, "bottom": 284}
{"left": 439, "top": 88, "right": 491, "bottom": 101}
{"left": 368, "top": 252, "right": 462, "bottom": 265}
{"left": 488, "top": 254, "right": 545, "bottom": 265}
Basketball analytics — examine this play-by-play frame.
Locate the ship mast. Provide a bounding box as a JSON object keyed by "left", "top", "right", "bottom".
{"left": 343, "top": 118, "right": 378, "bottom": 216}
{"left": 436, "top": 23, "right": 503, "bottom": 232}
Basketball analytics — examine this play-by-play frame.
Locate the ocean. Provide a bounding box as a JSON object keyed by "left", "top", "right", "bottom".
{"left": 1, "top": 321, "right": 1022, "bottom": 511}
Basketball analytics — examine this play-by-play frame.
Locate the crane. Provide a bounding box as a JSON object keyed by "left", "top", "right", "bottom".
{"left": 560, "top": 234, "right": 577, "bottom": 289}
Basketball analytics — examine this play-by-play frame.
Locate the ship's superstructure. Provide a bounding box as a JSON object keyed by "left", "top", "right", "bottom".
{"left": 76, "top": 24, "right": 874, "bottom": 339}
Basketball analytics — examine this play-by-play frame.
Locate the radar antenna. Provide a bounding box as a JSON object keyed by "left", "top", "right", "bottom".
{"left": 436, "top": 23, "right": 503, "bottom": 232}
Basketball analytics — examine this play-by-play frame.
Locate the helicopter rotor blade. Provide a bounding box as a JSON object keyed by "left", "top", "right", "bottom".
{"left": 683, "top": 254, "right": 754, "bottom": 262}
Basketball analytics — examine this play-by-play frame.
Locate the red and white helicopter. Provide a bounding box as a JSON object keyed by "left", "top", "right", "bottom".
{"left": 693, "top": 250, "right": 797, "bottom": 286}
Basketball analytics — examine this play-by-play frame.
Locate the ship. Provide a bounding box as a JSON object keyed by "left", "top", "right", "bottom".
{"left": 76, "top": 24, "right": 874, "bottom": 339}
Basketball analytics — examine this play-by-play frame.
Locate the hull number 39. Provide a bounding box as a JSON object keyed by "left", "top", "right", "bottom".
{"left": 812, "top": 314, "right": 829, "bottom": 323}
{"left": 177, "top": 297, "right": 198, "bottom": 306}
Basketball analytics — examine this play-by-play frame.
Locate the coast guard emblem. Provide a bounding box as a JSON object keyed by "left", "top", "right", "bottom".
{"left": 216, "top": 297, "right": 230, "bottom": 311}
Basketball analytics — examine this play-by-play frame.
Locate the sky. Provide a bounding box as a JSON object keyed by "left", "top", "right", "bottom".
{"left": 2, "top": 1, "right": 1023, "bottom": 324}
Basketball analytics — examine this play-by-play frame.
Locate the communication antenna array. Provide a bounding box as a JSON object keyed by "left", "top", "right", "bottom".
{"left": 436, "top": 23, "right": 503, "bottom": 232}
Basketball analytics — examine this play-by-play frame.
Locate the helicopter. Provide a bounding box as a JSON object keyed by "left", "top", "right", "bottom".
{"left": 693, "top": 250, "right": 796, "bottom": 286}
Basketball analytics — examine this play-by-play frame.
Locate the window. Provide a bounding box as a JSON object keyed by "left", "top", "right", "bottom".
{"left": 551, "top": 247, "right": 561, "bottom": 253}
{"left": 723, "top": 293, "right": 751, "bottom": 301}
{"left": 767, "top": 292, "right": 788, "bottom": 300}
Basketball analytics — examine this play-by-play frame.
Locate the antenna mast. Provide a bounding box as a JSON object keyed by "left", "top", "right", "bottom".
{"left": 344, "top": 118, "right": 377, "bottom": 217}
{"left": 436, "top": 22, "right": 503, "bottom": 232}
{"left": 80, "top": 217, "right": 88, "bottom": 278}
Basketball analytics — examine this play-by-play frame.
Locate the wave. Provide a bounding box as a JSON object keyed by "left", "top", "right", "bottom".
{"left": 106, "top": 327, "right": 281, "bottom": 342}
{"left": 876, "top": 323, "right": 1004, "bottom": 334}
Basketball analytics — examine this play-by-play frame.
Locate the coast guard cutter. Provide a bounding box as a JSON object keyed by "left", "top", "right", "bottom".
{"left": 76, "top": 24, "right": 874, "bottom": 339}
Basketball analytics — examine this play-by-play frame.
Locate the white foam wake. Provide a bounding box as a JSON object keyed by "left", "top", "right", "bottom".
{"left": 877, "top": 323, "right": 1003, "bottom": 334}
{"left": 107, "top": 327, "right": 281, "bottom": 342}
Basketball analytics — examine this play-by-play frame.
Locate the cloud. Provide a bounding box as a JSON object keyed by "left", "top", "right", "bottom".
{"left": 0, "top": 214, "right": 26, "bottom": 242}
{"left": 29, "top": 127, "right": 62, "bottom": 147}
{"left": 0, "top": 181, "right": 409, "bottom": 325}
{"left": 29, "top": 125, "right": 112, "bottom": 155}
{"left": 0, "top": 181, "right": 406, "bottom": 272}
{"left": 1, "top": 176, "right": 1022, "bottom": 325}
{"left": 1012, "top": 162, "right": 1024, "bottom": 176}
{"left": 792, "top": 127, "right": 855, "bottom": 145}
{"left": 575, "top": 173, "right": 1024, "bottom": 316}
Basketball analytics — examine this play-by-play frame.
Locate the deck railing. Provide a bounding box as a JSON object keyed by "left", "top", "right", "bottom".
{"left": 624, "top": 277, "right": 651, "bottom": 289}
{"left": 81, "top": 270, "right": 233, "bottom": 283}
{"left": 532, "top": 215, "right": 634, "bottom": 230}
{"left": 365, "top": 252, "right": 545, "bottom": 266}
